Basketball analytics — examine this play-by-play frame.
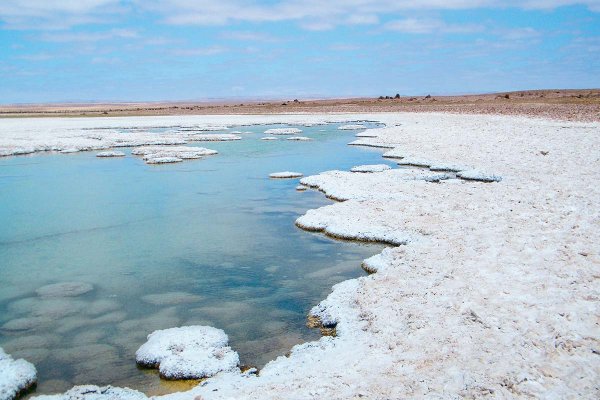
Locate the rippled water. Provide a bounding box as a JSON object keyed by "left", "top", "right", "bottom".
{"left": 0, "top": 122, "right": 391, "bottom": 397}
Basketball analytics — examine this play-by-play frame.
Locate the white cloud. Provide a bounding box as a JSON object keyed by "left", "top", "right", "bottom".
{"left": 40, "top": 28, "right": 138, "bottom": 42}
{"left": 171, "top": 45, "right": 228, "bottom": 56}
{"left": 1, "top": 0, "right": 599, "bottom": 30}
{"left": 385, "top": 18, "right": 483, "bottom": 34}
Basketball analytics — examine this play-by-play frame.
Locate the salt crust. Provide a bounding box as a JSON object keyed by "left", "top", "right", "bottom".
{"left": 131, "top": 146, "right": 218, "bottom": 165}
{"left": 135, "top": 326, "right": 239, "bottom": 380}
{"left": 350, "top": 164, "right": 391, "bottom": 173}
{"left": 457, "top": 169, "right": 503, "bottom": 182}
{"left": 6, "top": 113, "right": 600, "bottom": 399}
{"left": 0, "top": 347, "right": 37, "bottom": 400}
{"left": 286, "top": 136, "right": 311, "bottom": 141}
{"left": 260, "top": 137, "right": 278, "bottom": 141}
{"left": 338, "top": 124, "right": 366, "bottom": 130}
{"left": 95, "top": 151, "right": 125, "bottom": 158}
{"left": 263, "top": 128, "right": 302, "bottom": 135}
{"left": 185, "top": 134, "right": 241, "bottom": 141}
{"left": 269, "top": 172, "right": 303, "bottom": 179}
{"left": 32, "top": 385, "right": 147, "bottom": 400}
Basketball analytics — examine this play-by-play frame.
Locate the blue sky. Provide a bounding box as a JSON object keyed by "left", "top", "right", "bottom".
{"left": 0, "top": 1, "right": 599, "bottom": 103}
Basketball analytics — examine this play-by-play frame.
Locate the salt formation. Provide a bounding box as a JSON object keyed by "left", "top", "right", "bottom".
{"left": 135, "top": 326, "right": 239, "bottom": 379}
{"left": 397, "top": 158, "right": 433, "bottom": 167}
{"left": 260, "top": 137, "right": 279, "bottom": 141}
{"left": 269, "top": 172, "right": 303, "bottom": 179}
{"left": 185, "top": 134, "right": 241, "bottom": 141}
{"left": 350, "top": 164, "right": 391, "bottom": 173}
{"left": 457, "top": 169, "right": 502, "bottom": 182}
{"left": 96, "top": 151, "right": 125, "bottom": 157}
{"left": 429, "top": 163, "right": 470, "bottom": 172}
{"left": 263, "top": 128, "right": 302, "bottom": 135}
{"left": 338, "top": 124, "right": 366, "bottom": 130}
{"left": 0, "top": 347, "right": 37, "bottom": 400}
{"left": 131, "top": 146, "right": 217, "bottom": 164}
{"left": 286, "top": 137, "right": 311, "bottom": 141}
{"left": 32, "top": 385, "right": 147, "bottom": 400}
{"left": 36, "top": 282, "right": 93, "bottom": 298}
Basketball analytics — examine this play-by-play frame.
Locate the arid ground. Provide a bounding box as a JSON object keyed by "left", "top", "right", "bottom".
{"left": 1, "top": 89, "right": 599, "bottom": 122}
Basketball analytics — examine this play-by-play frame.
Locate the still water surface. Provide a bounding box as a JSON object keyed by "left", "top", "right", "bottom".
{"left": 0, "top": 122, "right": 391, "bottom": 396}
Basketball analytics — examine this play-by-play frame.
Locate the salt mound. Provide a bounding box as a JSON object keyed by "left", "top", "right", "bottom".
{"left": 31, "top": 385, "right": 147, "bottom": 400}
{"left": 338, "top": 124, "right": 366, "bottom": 130}
{"left": 145, "top": 157, "right": 182, "bottom": 164}
{"left": 132, "top": 146, "right": 217, "bottom": 164}
{"left": 135, "top": 326, "right": 239, "bottom": 380}
{"left": 296, "top": 185, "right": 307, "bottom": 191}
{"left": 423, "top": 173, "right": 454, "bottom": 183}
{"left": 350, "top": 164, "right": 391, "bottom": 173}
{"left": 457, "top": 169, "right": 502, "bottom": 182}
{"left": 264, "top": 128, "right": 302, "bottom": 135}
{"left": 0, "top": 347, "right": 37, "bottom": 400}
{"left": 269, "top": 172, "right": 303, "bottom": 179}
{"left": 260, "top": 137, "right": 279, "bottom": 141}
{"left": 397, "top": 158, "right": 433, "bottom": 167}
{"left": 382, "top": 148, "right": 407, "bottom": 159}
{"left": 286, "top": 137, "right": 311, "bottom": 141}
{"left": 186, "top": 134, "right": 241, "bottom": 141}
{"left": 36, "top": 282, "right": 93, "bottom": 298}
{"left": 429, "top": 163, "right": 470, "bottom": 172}
{"left": 96, "top": 151, "right": 125, "bottom": 158}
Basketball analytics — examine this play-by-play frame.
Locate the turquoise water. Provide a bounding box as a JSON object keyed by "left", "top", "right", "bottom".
{"left": 0, "top": 122, "right": 391, "bottom": 396}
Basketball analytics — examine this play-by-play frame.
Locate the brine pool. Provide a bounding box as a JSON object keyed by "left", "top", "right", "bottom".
{"left": 0, "top": 122, "right": 392, "bottom": 397}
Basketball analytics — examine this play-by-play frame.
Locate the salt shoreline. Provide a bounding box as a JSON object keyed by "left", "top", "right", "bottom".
{"left": 1, "top": 113, "right": 598, "bottom": 399}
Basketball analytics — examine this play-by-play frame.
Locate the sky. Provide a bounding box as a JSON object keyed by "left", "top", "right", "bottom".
{"left": 0, "top": 1, "right": 599, "bottom": 103}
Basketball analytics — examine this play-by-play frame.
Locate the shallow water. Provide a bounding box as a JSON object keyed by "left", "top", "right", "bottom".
{"left": 0, "top": 122, "right": 392, "bottom": 396}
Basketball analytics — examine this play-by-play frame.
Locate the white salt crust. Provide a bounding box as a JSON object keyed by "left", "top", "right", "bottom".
{"left": 286, "top": 136, "right": 311, "bottom": 141}
{"left": 0, "top": 347, "right": 37, "bottom": 400}
{"left": 269, "top": 172, "right": 303, "bottom": 179}
{"left": 131, "top": 146, "right": 218, "bottom": 165}
{"left": 95, "top": 151, "right": 125, "bottom": 158}
{"left": 135, "top": 326, "right": 239, "bottom": 380}
{"left": 338, "top": 124, "right": 367, "bottom": 130}
{"left": 350, "top": 164, "right": 391, "bottom": 173}
{"left": 185, "top": 134, "right": 241, "bottom": 141}
{"left": 3, "top": 113, "right": 599, "bottom": 399}
{"left": 263, "top": 128, "right": 302, "bottom": 135}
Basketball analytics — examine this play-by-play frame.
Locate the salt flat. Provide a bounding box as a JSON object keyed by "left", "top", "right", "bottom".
{"left": 1, "top": 112, "right": 598, "bottom": 399}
